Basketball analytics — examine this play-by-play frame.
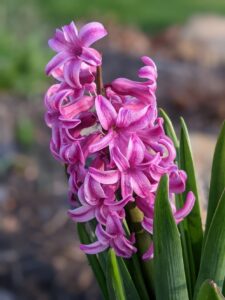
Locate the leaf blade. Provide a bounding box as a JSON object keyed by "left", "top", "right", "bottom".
{"left": 179, "top": 118, "right": 203, "bottom": 274}
{"left": 196, "top": 280, "right": 225, "bottom": 300}
{"left": 77, "top": 223, "right": 109, "bottom": 300}
{"left": 205, "top": 121, "right": 225, "bottom": 236}
{"left": 194, "top": 189, "right": 225, "bottom": 298}
{"left": 154, "top": 175, "right": 189, "bottom": 300}
{"left": 106, "top": 249, "right": 126, "bottom": 300}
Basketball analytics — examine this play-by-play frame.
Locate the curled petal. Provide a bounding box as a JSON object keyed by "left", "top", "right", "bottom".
{"left": 174, "top": 192, "right": 195, "bottom": 222}
{"left": 131, "top": 171, "right": 152, "bottom": 197}
{"left": 142, "top": 217, "right": 154, "bottom": 235}
{"left": 116, "top": 105, "right": 153, "bottom": 130}
{"left": 84, "top": 173, "right": 106, "bottom": 204}
{"left": 68, "top": 205, "right": 95, "bottom": 222}
{"left": 62, "top": 21, "right": 79, "bottom": 44}
{"left": 48, "top": 29, "right": 67, "bottom": 52}
{"left": 80, "top": 241, "right": 109, "bottom": 254}
{"left": 121, "top": 173, "right": 132, "bottom": 198}
{"left": 142, "top": 243, "right": 154, "bottom": 260}
{"left": 79, "top": 22, "right": 107, "bottom": 47}
{"left": 95, "top": 95, "right": 117, "bottom": 130}
{"left": 111, "top": 146, "right": 130, "bottom": 172}
{"left": 112, "top": 236, "right": 137, "bottom": 258}
{"left": 89, "top": 167, "right": 120, "bottom": 184}
{"left": 95, "top": 224, "right": 115, "bottom": 244}
{"left": 60, "top": 96, "right": 94, "bottom": 119}
{"left": 89, "top": 130, "right": 114, "bottom": 153}
{"left": 45, "top": 52, "right": 72, "bottom": 76}
{"left": 63, "top": 59, "right": 82, "bottom": 88}
{"left": 127, "top": 135, "right": 145, "bottom": 165}
{"left": 169, "top": 169, "right": 187, "bottom": 193}
{"left": 79, "top": 47, "right": 102, "bottom": 66}
{"left": 105, "top": 195, "right": 134, "bottom": 210}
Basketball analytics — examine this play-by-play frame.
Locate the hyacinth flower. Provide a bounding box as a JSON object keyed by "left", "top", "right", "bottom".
{"left": 44, "top": 21, "right": 225, "bottom": 300}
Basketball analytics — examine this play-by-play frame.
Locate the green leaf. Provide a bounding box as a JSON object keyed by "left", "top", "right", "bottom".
{"left": 117, "top": 257, "right": 141, "bottom": 300}
{"left": 194, "top": 189, "right": 225, "bottom": 298}
{"left": 106, "top": 249, "right": 126, "bottom": 300}
{"left": 159, "top": 108, "right": 179, "bottom": 151}
{"left": 179, "top": 118, "right": 203, "bottom": 275}
{"left": 77, "top": 223, "right": 109, "bottom": 300}
{"left": 154, "top": 175, "right": 189, "bottom": 300}
{"left": 205, "top": 121, "right": 225, "bottom": 236}
{"left": 196, "top": 280, "right": 225, "bottom": 300}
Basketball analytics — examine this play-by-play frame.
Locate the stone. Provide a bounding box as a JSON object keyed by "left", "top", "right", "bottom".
{"left": 175, "top": 15, "right": 225, "bottom": 66}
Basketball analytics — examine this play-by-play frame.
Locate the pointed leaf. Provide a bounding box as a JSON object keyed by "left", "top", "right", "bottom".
{"left": 205, "top": 121, "right": 225, "bottom": 236}
{"left": 154, "top": 175, "right": 189, "bottom": 300}
{"left": 106, "top": 249, "right": 126, "bottom": 300}
{"left": 77, "top": 223, "right": 109, "bottom": 299}
{"left": 159, "top": 108, "right": 179, "bottom": 152}
{"left": 117, "top": 257, "right": 141, "bottom": 300}
{"left": 196, "top": 280, "right": 225, "bottom": 300}
{"left": 179, "top": 118, "right": 203, "bottom": 275}
{"left": 194, "top": 189, "right": 225, "bottom": 297}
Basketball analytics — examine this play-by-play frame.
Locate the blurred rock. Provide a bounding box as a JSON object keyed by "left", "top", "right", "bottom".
{"left": 175, "top": 15, "right": 225, "bottom": 66}
{"left": 99, "top": 21, "right": 151, "bottom": 56}
{"left": 0, "top": 289, "right": 16, "bottom": 300}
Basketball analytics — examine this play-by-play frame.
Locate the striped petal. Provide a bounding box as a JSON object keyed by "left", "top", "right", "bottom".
{"left": 89, "top": 167, "right": 120, "bottom": 184}
{"left": 79, "top": 22, "right": 107, "bottom": 47}
{"left": 68, "top": 205, "right": 95, "bottom": 222}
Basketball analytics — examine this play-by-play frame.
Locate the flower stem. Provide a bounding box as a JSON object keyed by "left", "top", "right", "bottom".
{"left": 96, "top": 65, "right": 105, "bottom": 95}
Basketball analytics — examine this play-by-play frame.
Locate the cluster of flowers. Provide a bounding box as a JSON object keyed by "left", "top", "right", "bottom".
{"left": 44, "top": 21, "right": 195, "bottom": 260}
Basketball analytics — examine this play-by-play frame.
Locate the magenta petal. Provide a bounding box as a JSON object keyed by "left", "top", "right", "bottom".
{"left": 121, "top": 173, "right": 132, "bottom": 198}
{"left": 79, "top": 47, "right": 102, "bottom": 66}
{"left": 111, "top": 146, "right": 130, "bottom": 172}
{"left": 62, "top": 21, "right": 79, "bottom": 44}
{"left": 89, "top": 130, "right": 114, "bottom": 153}
{"left": 131, "top": 171, "right": 151, "bottom": 197}
{"left": 48, "top": 29, "right": 67, "bottom": 52}
{"left": 105, "top": 195, "right": 133, "bottom": 211}
{"left": 127, "top": 135, "right": 145, "bottom": 165}
{"left": 60, "top": 96, "right": 94, "bottom": 119}
{"left": 89, "top": 167, "right": 120, "bottom": 184}
{"left": 79, "top": 22, "right": 107, "bottom": 47}
{"left": 116, "top": 105, "right": 153, "bottom": 130}
{"left": 95, "top": 95, "right": 117, "bottom": 130}
{"left": 169, "top": 169, "right": 187, "bottom": 194}
{"left": 174, "top": 192, "right": 195, "bottom": 222}
{"left": 95, "top": 224, "right": 114, "bottom": 244}
{"left": 68, "top": 205, "right": 95, "bottom": 222}
{"left": 45, "top": 52, "right": 72, "bottom": 76}
{"left": 80, "top": 241, "right": 109, "bottom": 254}
{"left": 84, "top": 173, "right": 106, "bottom": 204}
{"left": 142, "top": 243, "right": 154, "bottom": 260}
{"left": 142, "top": 217, "right": 154, "bottom": 235}
{"left": 63, "top": 59, "right": 82, "bottom": 88}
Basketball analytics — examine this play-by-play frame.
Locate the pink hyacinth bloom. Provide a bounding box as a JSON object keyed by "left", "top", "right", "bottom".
{"left": 44, "top": 21, "right": 196, "bottom": 261}
{"left": 46, "top": 21, "right": 107, "bottom": 88}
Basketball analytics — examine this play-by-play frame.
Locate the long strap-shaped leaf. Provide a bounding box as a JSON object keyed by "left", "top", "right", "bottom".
{"left": 159, "top": 109, "right": 179, "bottom": 152}
{"left": 154, "top": 175, "right": 189, "bottom": 300}
{"left": 160, "top": 110, "right": 199, "bottom": 298}
{"left": 106, "top": 249, "right": 127, "bottom": 300}
{"left": 205, "top": 121, "right": 225, "bottom": 236}
{"left": 179, "top": 118, "right": 203, "bottom": 275}
{"left": 194, "top": 189, "right": 225, "bottom": 298}
{"left": 77, "top": 223, "right": 109, "bottom": 299}
{"left": 196, "top": 280, "right": 225, "bottom": 300}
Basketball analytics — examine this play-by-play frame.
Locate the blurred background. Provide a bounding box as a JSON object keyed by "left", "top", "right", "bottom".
{"left": 1, "top": 0, "right": 225, "bottom": 299}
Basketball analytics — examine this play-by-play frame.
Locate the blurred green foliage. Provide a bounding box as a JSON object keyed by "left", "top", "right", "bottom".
{"left": 1, "top": 0, "right": 225, "bottom": 95}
